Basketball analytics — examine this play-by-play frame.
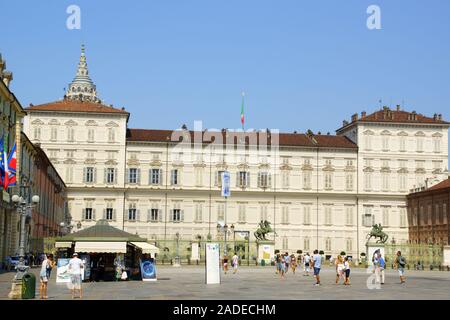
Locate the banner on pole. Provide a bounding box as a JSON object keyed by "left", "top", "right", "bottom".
{"left": 221, "top": 171, "right": 230, "bottom": 197}
{"left": 140, "top": 259, "right": 157, "bottom": 281}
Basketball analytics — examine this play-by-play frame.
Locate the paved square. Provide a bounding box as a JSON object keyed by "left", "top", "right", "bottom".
{"left": 1, "top": 266, "right": 449, "bottom": 300}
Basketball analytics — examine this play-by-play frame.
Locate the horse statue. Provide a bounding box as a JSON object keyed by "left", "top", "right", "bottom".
{"left": 366, "top": 223, "right": 389, "bottom": 243}
{"left": 254, "top": 220, "right": 276, "bottom": 241}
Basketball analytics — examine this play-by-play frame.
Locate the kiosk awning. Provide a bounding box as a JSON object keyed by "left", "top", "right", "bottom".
{"left": 131, "top": 242, "right": 160, "bottom": 254}
{"left": 75, "top": 241, "right": 127, "bottom": 253}
{"left": 55, "top": 241, "right": 72, "bottom": 248}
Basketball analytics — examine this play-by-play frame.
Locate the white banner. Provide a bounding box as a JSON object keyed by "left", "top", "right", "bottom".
{"left": 191, "top": 242, "right": 200, "bottom": 261}
{"left": 205, "top": 243, "right": 220, "bottom": 284}
{"left": 221, "top": 171, "right": 230, "bottom": 197}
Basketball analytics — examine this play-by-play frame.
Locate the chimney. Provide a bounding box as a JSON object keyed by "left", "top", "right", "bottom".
{"left": 2, "top": 71, "right": 13, "bottom": 87}
{"left": 434, "top": 114, "right": 438, "bottom": 120}
{"left": 396, "top": 104, "right": 401, "bottom": 111}
{"left": 361, "top": 111, "right": 366, "bottom": 118}
{"left": 343, "top": 120, "right": 349, "bottom": 126}
{"left": 351, "top": 113, "right": 358, "bottom": 122}
{"left": 438, "top": 114, "right": 442, "bottom": 121}
{"left": 0, "top": 55, "right": 5, "bottom": 73}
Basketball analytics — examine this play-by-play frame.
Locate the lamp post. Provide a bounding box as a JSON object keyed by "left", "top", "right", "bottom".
{"left": 8, "top": 190, "right": 39, "bottom": 299}
{"left": 217, "top": 223, "right": 234, "bottom": 256}
{"left": 174, "top": 232, "right": 180, "bottom": 267}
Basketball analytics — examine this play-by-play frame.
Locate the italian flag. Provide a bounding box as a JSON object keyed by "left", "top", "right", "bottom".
{"left": 240, "top": 92, "right": 245, "bottom": 128}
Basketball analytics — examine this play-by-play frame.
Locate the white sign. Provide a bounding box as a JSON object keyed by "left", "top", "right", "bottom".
{"left": 221, "top": 171, "right": 230, "bottom": 197}
{"left": 205, "top": 243, "right": 220, "bottom": 284}
{"left": 191, "top": 242, "right": 200, "bottom": 261}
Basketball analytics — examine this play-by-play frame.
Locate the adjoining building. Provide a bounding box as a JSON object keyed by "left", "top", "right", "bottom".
{"left": 23, "top": 46, "right": 450, "bottom": 260}
{"left": 407, "top": 178, "right": 450, "bottom": 245}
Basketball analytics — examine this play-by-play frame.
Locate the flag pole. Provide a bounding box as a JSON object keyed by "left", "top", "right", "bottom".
{"left": 241, "top": 91, "right": 245, "bottom": 132}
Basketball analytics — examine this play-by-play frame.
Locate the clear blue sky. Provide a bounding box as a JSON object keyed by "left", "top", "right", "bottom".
{"left": 1, "top": 0, "right": 450, "bottom": 135}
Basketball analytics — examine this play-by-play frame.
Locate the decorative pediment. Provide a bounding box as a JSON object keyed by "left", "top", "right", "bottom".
{"left": 64, "top": 159, "right": 76, "bottom": 165}
{"left": 237, "top": 163, "right": 249, "bottom": 170}
{"left": 215, "top": 163, "right": 228, "bottom": 170}
{"left": 302, "top": 164, "right": 313, "bottom": 171}
{"left": 432, "top": 132, "right": 443, "bottom": 138}
{"left": 106, "top": 121, "right": 119, "bottom": 128}
{"left": 127, "top": 159, "right": 140, "bottom": 166}
{"left": 415, "top": 168, "right": 426, "bottom": 174}
{"left": 85, "top": 120, "right": 98, "bottom": 126}
{"left": 279, "top": 164, "right": 292, "bottom": 170}
{"left": 84, "top": 159, "right": 96, "bottom": 165}
{"left": 380, "top": 167, "right": 391, "bottom": 173}
{"left": 322, "top": 165, "right": 335, "bottom": 172}
{"left": 48, "top": 119, "right": 60, "bottom": 125}
{"left": 344, "top": 166, "right": 356, "bottom": 172}
{"left": 415, "top": 131, "right": 425, "bottom": 137}
{"left": 31, "top": 119, "right": 44, "bottom": 125}
{"left": 150, "top": 159, "right": 162, "bottom": 167}
{"left": 193, "top": 162, "right": 206, "bottom": 168}
{"left": 363, "top": 167, "right": 374, "bottom": 173}
{"left": 64, "top": 119, "right": 78, "bottom": 126}
{"left": 380, "top": 130, "right": 391, "bottom": 136}
{"left": 105, "top": 159, "right": 118, "bottom": 166}
{"left": 363, "top": 130, "right": 375, "bottom": 136}
{"left": 397, "top": 131, "right": 408, "bottom": 136}
{"left": 259, "top": 163, "right": 270, "bottom": 169}
{"left": 398, "top": 168, "right": 408, "bottom": 174}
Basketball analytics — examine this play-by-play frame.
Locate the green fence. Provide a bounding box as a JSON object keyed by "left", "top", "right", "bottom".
{"left": 153, "top": 239, "right": 259, "bottom": 265}
{"left": 378, "top": 243, "right": 445, "bottom": 270}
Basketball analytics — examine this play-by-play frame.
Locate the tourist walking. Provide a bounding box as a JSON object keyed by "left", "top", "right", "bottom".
{"left": 335, "top": 254, "right": 345, "bottom": 284}
{"left": 232, "top": 253, "right": 239, "bottom": 274}
{"left": 344, "top": 256, "right": 351, "bottom": 285}
{"left": 304, "top": 253, "right": 311, "bottom": 276}
{"left": 394, "top": 251, "right": 406, "bottom": 284}
{"left": 372, "top": 250, "right": 382, "bottom": 284}
{"left": 39, "top": 254, "right": 50, "bottom": 300}
{"left": 379, "top": 253, "right": 386, "bottom": 285}
{"left": 223, "top": 255, "right": 229, "bottom": 274}
{"left": 276, "top": 254, "right": 285, "bottom": 278}
{"left": 284, "top": 253, "right": 290, "bottom": 274}
{"left": 46, "top": 254, "right": 56, "bottom": 280}
{"left": 312, "top": 250, "right": 321, "bottom": 286}
{"left": 68, "top": 253, "right": 84, "bottom": 299}
{"left": 290, "top": 254, "right": 297, "bottom": 274}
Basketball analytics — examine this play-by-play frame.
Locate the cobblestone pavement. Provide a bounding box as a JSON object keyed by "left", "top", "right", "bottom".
{"left": 1, "top": 266, "right": 449, "bottom": 300}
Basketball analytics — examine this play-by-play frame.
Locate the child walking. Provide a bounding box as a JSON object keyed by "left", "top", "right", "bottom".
{"left": 344, "top": 257, "right": 351, "bottom": 285}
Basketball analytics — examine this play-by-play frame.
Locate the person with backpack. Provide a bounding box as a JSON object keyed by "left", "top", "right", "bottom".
{"left": 395, "top": 251, "right": 406, "bottom": 284}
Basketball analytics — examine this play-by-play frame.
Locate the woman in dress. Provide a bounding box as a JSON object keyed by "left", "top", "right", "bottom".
{"left": 290, "top": 254, "right": 297, "bottom": 274}
{"left": 39, "top": 254, "right": 50, "bottom": 300}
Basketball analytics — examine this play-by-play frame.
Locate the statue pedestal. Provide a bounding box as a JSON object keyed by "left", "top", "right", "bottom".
{"left": 257, "top": 241, "right": 275, "bottom": 265}
{"left": 366, "top": 242, "right": 385, "bottom": 266}
{"left": 443, "top": 246, "right": 450, "bottom": 266}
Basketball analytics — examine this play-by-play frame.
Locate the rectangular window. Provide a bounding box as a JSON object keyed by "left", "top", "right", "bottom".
{"left": 399, "top": 173, "right": 407, "bottom": 192}
{"left": 303, "top": 205, "right": 311, "bottom": 225}
{"left": 363, "top": 206, "right": 374, "bottom": 227}
{"left": 399, "top": 207, "right": 407, "bottom": 228}
{"left": 105, "top": 208, "right": 114, "bottom": 220}
{"left": 67, "top": 127, "right": 75, "bottom": 142}
{"left": 34, "top": 127, "right": 41, "bottom": 140}
{"left": 150, "top": 169, "right": 162, "bottom": 185}
{"left": 171, "top": 169, "right": 179, "bottom": 185}
{"left": 304, "top": 238, "right": 310, "bottom": 251}
{"left": 260, "top": 204, "right": 268, "bottom": 221}
{"left": 172, "top": 209, "right": 182, "bottom": 222}
{"left": 324, "top": 206, "right": 332, "bottom": 225}
{"left": 282, "top": 171, "right": 289, "bottom": 189}
{"left": 195, "top": 168, "right": 203, "bottom": 186}
{"left": 433, "top": 138, "right": 441, "bottom": 153}
{"left": 382, "top": 206, "right": 390, "bottom": 227}
{"left": 346, "top": 239, "right": 353, "bottom": 252}
{"left": 382, "top": 173, "right": 390, "bottom": 191}
{"left": 65, "top": 167, "right": 73, "bottom": 183}
{"left": 108, "top": 128, "right": 115, "bottom": 142}
{"left": 150, "top": 208, "right": 160, "bottom": 222}
{"left": 215, "top": 170, "right": 224, "bottom": 187}
{"left": 258, "top": 172, "right": 271, "bottom": 188}
{"left": 128, "top": 203, "right": 137, "bottom": 221}
{"left": 195, "top": 203, "right": 203, "bottom": 222}
{"left": 282, "top": 237, "right": 289, "bottom": 250}
{"left": 51, "top": 127, "right": 57, "bottom": 141}
{"left": 417, "top": 137, "right": 424, "bottom": 152}
{"left": 399, "top": 136, "right": 406, "bottom": 152}
{"left": 237, "top": 171, "right": 250, "bottom": 188}
{"left": 84, "top": 208, "right": 93, "bottom": 220}
{"left": 238, "top": 204, "right": 246, "bottom": 223}
{"left": 84, "top": 167, "right": 95, "bottom": 183}
{"left": 88, "top": 129, "right": 95, "bottom": 142}
{"left": 325, "top": 238, "right": 332, "bottom": 251}
{"left": 382, "top": 136, "right": 389, "bottom": 151}
{"left": 346, "top": 173, "right": 354, "bottom": 191}
{"left": 128, "top": 168, "right": 138, "bottom": 184}
{"left": 345, "top": 206, "right": 354, "bottom": 226}
{"left": 303, "top": 171, "right": 312, "bottom": 190}
{"left": 443, "top": 203, "right": 448, "bottom": 224}
{"left": 281, "top": 206, "right": 289, "bottom": 224}
{"left": 217, "top": 203, "right": 225, "bottom": 221}
{"left": 364, "top": 172, "right": 372, "bottom": 191}
{"left": 106, "top": 168, "right": 116, "bottom": 184}
{"left": 324, "top": 172, "right": 333, "bottom": 190}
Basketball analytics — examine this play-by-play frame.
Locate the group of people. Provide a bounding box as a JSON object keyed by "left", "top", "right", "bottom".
{"left": 275, "top": 250, "right": 323, "bottom": 286}
{"left": 333, "top": 254, "right": 352, "bottom": 285}
{"left": 222, "top": 253, "right": 240, "bottom": 274}
{"left": 372, "top": 250, "right": 407, "bottom": 285}
{"left": 39, "top": 252, "right": 85, "bottom": 300}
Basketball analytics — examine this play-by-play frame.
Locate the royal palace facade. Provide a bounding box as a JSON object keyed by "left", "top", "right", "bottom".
{"left": 23, "top": 47, "right": 449, "bottom": 259}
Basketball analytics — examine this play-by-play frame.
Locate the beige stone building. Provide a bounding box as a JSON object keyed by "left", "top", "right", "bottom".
{"left": 23, "top": 47, "right": 449, "bottom": 260}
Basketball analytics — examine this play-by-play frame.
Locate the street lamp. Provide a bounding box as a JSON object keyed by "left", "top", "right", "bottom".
{"left": 217, "top": 223, "right": 234, "bottom": 256}
{"left": 8, "top": 189, "right": 39, "bottom": 299}
{"left": 174, "top": 232, "right": 181, "bottom": 267}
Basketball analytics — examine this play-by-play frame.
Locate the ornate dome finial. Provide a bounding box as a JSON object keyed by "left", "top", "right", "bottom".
{"left": 65, "top": 44, "right": 101, "bottom": 103}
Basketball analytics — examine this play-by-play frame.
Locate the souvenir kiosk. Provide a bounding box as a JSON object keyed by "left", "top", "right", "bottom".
{"left": 54, "top": 220, "right": 159, "bottom": 281}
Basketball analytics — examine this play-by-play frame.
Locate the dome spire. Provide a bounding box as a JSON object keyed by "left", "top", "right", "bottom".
{"left": 66, "top": 44, "right": 101, "bottom": 103}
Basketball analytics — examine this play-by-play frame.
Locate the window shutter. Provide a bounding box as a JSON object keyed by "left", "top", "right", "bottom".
{"left": 268, "top": 173, "right": 272, "bottom": 188}
{"left": 181, "top": 210, "right": 184, "bottom": 222}
{"left": 82, "top": 209, "right": 86, "bottom": 221}
{"left": 159, "top": 169, "right": 163, "bottom": 185}
{"left": 103, "top": 208, "right": 106, "bottom": 220}
{"left": 137, "top": 169, "right": 141, "bottom": 185}
{"left": 214, "top": 172, "right": 218, "bottom": 186}
{"left": 93, "top": 209, "right": 96, "bottom": 220}
{"left": 104, "top": 168, "right": 107, "bottom": 184}
{"left": 246, "top": 172, "right": 250, "bottom": 187}
{"left": 124, "top": 210, "right": 129, "bottom": 221}
{"left": 178, "top": 170, "right": 181, "bottom": 186}
{"left": 159, "top": 209, "right": 163, "bottom": 222}
{"left": 236, "top": 172, "right": 239, "bottom": 187}
{"left": 113, "top": 209, "right": 116, "bottom": 221}
{"left": 257, "top": 172, "right": 261, "bottom": 188}
{"left": 169, "top": 210, "right": 173, "bottom": 222}
{"left": 149, "top": 169, "right": 152, "bottom": 185}
{"left": 147, "top": 209, "right": 151, "bottom": 222}
{"left": 372, "top": 215, "right": 375, "bottom": 226}
{"left": 114, "top": 168, "right": 118, "bottom": 184}
{"left": 83, "top": 168, "right": 87, "bottom": 183}
{"left": 126, "top": 168, "right": 129, "bottom": 183}
{"left": 93, "top": 168, "right": 97, "bottom": 183}
{"left": 136, "top": 209, "right": 140, "bottom": 222}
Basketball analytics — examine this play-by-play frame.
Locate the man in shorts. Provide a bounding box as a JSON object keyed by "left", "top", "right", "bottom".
{"left": 312, "top": 249, "right": 321, "bottom": 286}
{"left": 395, "top": 251, "right": 406, "bottom": 284}
{"left": 68, "top": 253, "right": 84, "bottom": 299}
{"left": 304, "top": 253, "right": 311, "bottom": 276}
